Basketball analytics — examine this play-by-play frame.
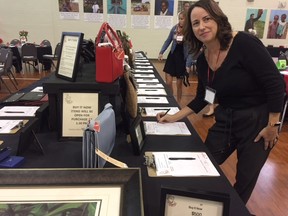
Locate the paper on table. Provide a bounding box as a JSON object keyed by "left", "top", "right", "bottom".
{"left": 138, "top": 97, "right": 169, "bottom": 104}
{"left": 134, "top": 69, "right": 154, "bottom": 73}
{"left": 141, "top": 107, "right": 179, "bottom": 116}
{"left": 138, "top": 83, "right": 164, "bottom": 88}
{"left": 144, "top": 121, "right": 191, "bottom": 135}
{"left": 135, "top": 65, "right": 153, "bottom": 69}
{"left": 137, "top": 88, "right": 167, "bottom": 96}
{"left": 134, "top": 59, "right": 149, "bottom": 62}
{"left": 136, "top": 78, "right": 159, "bottom": 83}
{"left": 152, "top": 152, "right": 220, "bottom": 177}
{"left": 134, "top": 74, "right": 155, "bottom": 78}
{"left": 0, "top": 106, "right": 39, "bottom": 117}
{"left": 134, "top": 62, "right": 151, "bottom": 65}
{"left": 0, "top": 120, "right": 24, "bottom": 133}
{"left": 31, "top": 86, "right": 43, "bottom": 92}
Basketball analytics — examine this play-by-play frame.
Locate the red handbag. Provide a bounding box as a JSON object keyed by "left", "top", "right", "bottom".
{"left": 95, "top": 22, "right": 124, "bottom": 83}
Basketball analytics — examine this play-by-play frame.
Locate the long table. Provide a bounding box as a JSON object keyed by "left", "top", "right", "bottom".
{"left": 1, "top": 54, "right": 251, "bottom": 216}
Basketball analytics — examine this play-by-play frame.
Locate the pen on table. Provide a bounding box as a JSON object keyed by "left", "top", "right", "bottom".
{"left": 146, "top": 97, "right": 160, "bottom": 99}
{"left": 161, "top": 108, "right": 171, "bottom": 117}
{"left": 168, "top": 157, "right": 196, "bottom": 160}
{"left": 154, "top": 108, "right": 170, "bottom": 111}
{"left": 4, "top": 111, "right": 25, "bottom": 113}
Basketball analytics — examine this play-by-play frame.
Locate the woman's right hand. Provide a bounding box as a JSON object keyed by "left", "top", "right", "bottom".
{"left": 156, "top": 112, "right": 174, "bottom": 123}
{"left": 158, "top": 54, "right": 163, "bottom": 61}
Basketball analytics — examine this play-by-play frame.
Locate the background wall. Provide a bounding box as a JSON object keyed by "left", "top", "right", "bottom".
{"left": 0, "top": 0, "right": 287, "bottom": 58}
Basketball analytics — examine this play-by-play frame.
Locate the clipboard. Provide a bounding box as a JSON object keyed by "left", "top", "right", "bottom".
{"left": 0, "top": 120, "right": 29, "bottom": 134}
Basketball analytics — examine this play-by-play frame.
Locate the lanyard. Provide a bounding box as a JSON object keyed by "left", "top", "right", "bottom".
{"left": 207, "top": 67, "right": 215, "bottom": 86}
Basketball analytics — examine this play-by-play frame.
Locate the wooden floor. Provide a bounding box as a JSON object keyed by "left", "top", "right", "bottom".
{"left": 1, "top": 62, "right": 288, "bottom": 216}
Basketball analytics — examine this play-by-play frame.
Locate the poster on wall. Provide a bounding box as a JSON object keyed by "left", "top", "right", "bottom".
{"left": 59, "top": 0, "right": 80, "bottom": 20}
{"left": 154, "top": 0, "right": 174, "bottom": 29}
{"left": 177, "top": 1, "right": 192, "bottom": 14}
{"left": 267, "top": 10, "right": 288, "bottom": 39}
{"left": 107, "top": 0, "right": 127, "bottom": 28}
{"left": 131, "top": 0, "right": 151, "bottom": 28}
{"left": 83, "top": 0, "right": 104, "bottom": 22}
{"left": 244, "top": 8, "right": 267, "bottom": 39}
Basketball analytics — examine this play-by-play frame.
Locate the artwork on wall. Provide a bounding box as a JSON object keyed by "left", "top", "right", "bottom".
{"left": 244, "top": 8, "right": 267, "bottom": 39}
{"left": 266, "top": 10, "right": 288, "bottom": 39}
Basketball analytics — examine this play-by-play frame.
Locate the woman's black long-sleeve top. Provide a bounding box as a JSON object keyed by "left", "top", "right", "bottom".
{"left": 188, "top": 31, "right": 285, "bottom": 113}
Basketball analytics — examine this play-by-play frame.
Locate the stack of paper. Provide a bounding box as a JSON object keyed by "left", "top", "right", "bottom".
{"left": 137, "top": 89, "right": 167, "bottom": 96}
{"left": 141, "top": 107, "right": 179, "bottom": 116}
{"left": 138, "top": 97, "right": 169, "bottom": 104}
{"left": 0, "top": 106, "right": 39, "bottom": 117}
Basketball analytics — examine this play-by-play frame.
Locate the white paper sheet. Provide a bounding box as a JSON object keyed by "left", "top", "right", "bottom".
{"left": 137, "top": 83, "right": 164, "bottom": 88}
{"left": 0, "top": 106, "right": 39, "bottom": 117}
{"left": 140, "top": 107, "right": 179, "bottom": 116}
{"left": 144, "top": 121, "right": 191, "bottom": 135}
{"left": 136, "top": 78, "right": 159, "bottom": 83}
{"left": 134, "top": 59, "right": 149, "bottom": 62}
{"left": 31, "top": 86, "right": 43, "bottom": 92}
{"left": 138, "top": 97, "right": 169, "bottom": 104}
{"left": 134, "top": 62, "right": 151, "bottom": 65}
{"left": 135, "top": 65, "right": 153, "bottom": 69}
{"left": 0, "top": 120, "right": 24, "bottom": 133}
{"left": 137, "top": 89, "right": 167, "bottom": 96}
{"left": 134, "top": 69, "right": 154, "bottom": 73}
{"left": 134, "top": 74, "right": 155, "bottom": 78}
{"left": 152, "top": 152, "right": 220, "bottom": 177}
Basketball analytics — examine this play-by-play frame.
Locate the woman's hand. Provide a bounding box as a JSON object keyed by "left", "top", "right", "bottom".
{"left": 156, "top": 112, "right": 175, "bottom": 123}
{"left": 254, "top": 126, "right": 279, "bottom": 150}
{"left": 158, "top": 54, "right": 163, "bottom": 61}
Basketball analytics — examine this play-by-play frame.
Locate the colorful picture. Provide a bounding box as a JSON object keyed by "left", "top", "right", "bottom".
{"left": 107, "top": 0, "right": 127, "bottom": 14}
{"left": 131, "top": 0, "right": 150, "bottom": 15}
{"left": 155, "top": 0, "right": 174, "bottom": 16}
{"left": 177, "top": 1, "right": 192, "bottom": 13}
{"left": 59, "top": 0, "right": 79, "bottom": 12}
{"left": 267, "top": 10, "right": 288, "bottom": 39}
{"left": 83, "top": 0, "right": 103, "bottom": 13}
{"left": 244, "top": 8, "right": 267, "bottom": 39}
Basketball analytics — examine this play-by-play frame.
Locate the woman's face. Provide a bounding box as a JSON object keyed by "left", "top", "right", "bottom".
{"left": 190, "top": 7, "right": 218, "bottom": 44}
{"left": 178, "top": 13, "right": 185, "bottom": 27}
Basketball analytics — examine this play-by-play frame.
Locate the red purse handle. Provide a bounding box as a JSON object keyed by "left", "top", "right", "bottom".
{"left": 95, "top": 22, "right": 123, "bottom": 50}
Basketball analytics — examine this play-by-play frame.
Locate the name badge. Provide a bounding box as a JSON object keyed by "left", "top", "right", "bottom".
{"left": 176, "top": 36, "right": 183, "bottom": 42}
{"left": 204, "top": 87, "right": 216, "bottom": 104}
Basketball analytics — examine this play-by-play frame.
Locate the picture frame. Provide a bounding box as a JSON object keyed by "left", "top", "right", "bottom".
{"left": 129, "top": 114, "right": 146, "bottom": 155}
{"left": 60, "top": 92, "right": 99, "bottom": 139}
{"left": 0, "top": 168, "right": 144, "bottom": 216}
{"left": 55, "top": 32, "right": 84, "bottom": 82}
{"left": 160, "top": 186, "right": 230, "bottom": 216}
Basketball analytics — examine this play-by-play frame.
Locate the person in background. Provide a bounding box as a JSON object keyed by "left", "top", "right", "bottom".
{"left": 158, "top": 11, "right": 193, "bottom": 103}
{"left": 157, "top": 0, "right": 285, "bottom": 206}
{"left": 159, "top": 0, "right": 172, "bottom": 16}
{"left": 92, "top": 1, "right": 100, "bottom": 13}
{"left": 267, "top": 14, "right": 279, "bottom": 39}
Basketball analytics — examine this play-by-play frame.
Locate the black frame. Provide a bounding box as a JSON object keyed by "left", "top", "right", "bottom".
{"left": 160, "top": 186, "right": 230, "bottom": 216}
{"left": 0, "top": 168, "right": 144, "bottom": 216}
{"left": 129, "top": 114, "right": 146, "bottom": 155}
{"left": 56, "top": 32, "right": 84, "bottom": 82}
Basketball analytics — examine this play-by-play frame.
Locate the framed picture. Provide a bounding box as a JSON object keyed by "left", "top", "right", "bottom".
{"left": 160, "top": 187, "right": 230, "bottom": 216}
{"left": 129, "top": 114, "right": 146, "bottom": 155}
{"left": 60, "top": 92, "right": 99, "bottom": 139}
{"left": 0, "top": 168, "right": 144, "bottom": 216}
{"left": 56, "top": 32, "right": 84, "bottom": 82}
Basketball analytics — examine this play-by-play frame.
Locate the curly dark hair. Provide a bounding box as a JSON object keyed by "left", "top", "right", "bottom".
{"left": 184, "top": 0, "right": 233, "bottom": 56}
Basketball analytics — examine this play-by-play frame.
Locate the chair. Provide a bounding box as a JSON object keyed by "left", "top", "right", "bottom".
{"left": 21, "top": 43, "right": 38, "bottom": 72}
{"left": 279, "top": 75, "right": 288, "bottom": 132}
{"left": 0, "top": 48, "right": 18, "bottom": 93}
{"left": 40, "top": 39, "right": 51, "bottom": 47}
{"left": 42, "top": 42, "right": 61, "bottom": 71}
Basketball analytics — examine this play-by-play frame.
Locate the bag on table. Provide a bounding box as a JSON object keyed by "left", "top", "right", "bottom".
{"left": 95, "top": 22, "right": 125, "bottom": 83}
{"left": 82, "top": 103, "right": 116, "bottom": 168}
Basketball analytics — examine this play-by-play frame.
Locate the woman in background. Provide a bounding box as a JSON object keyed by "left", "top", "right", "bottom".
{"left": 158, "top": 11, "right": 193, "bottom": 103}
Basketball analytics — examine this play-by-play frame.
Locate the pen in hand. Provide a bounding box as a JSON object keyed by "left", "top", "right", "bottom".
{"left": 161, "top": 108, "right": 171, "bottom": 118}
